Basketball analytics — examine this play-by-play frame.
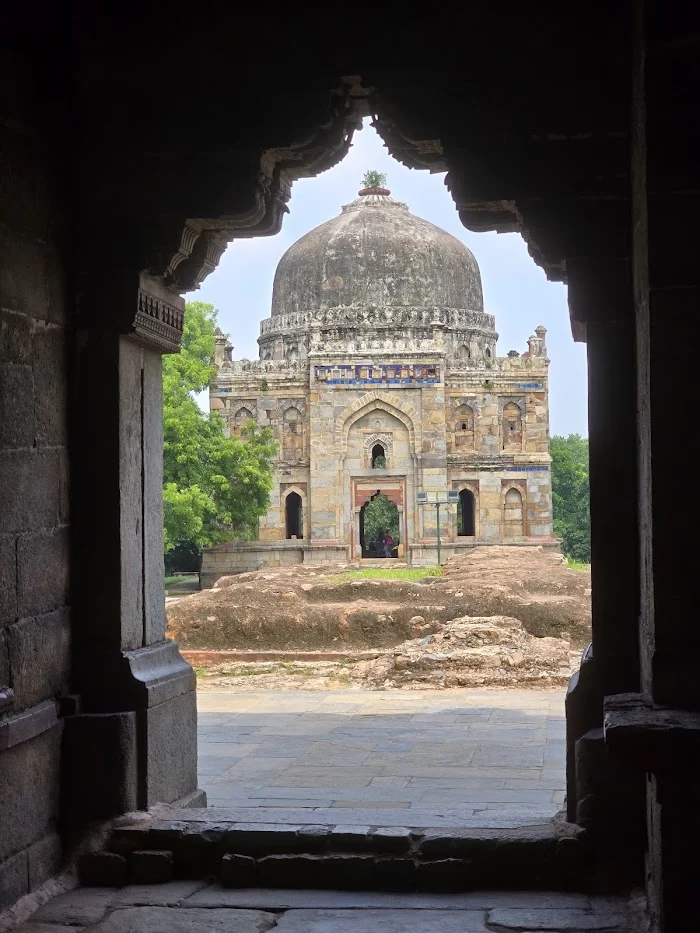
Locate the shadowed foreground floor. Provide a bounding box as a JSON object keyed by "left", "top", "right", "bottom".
{"left": 197, "top": 687, "right": 566, "bottom": 828}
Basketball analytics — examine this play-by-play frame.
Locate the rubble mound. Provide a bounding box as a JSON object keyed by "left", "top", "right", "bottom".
{"left": 166, "top": 546, "right": 591, "bottom": 653}
{"left": 351, "top": 614, "right": 579, "bottom": 689}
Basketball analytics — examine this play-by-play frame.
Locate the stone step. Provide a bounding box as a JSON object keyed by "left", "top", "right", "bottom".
{"left": 90, "top": 812, "right": 592, "bottom": 893}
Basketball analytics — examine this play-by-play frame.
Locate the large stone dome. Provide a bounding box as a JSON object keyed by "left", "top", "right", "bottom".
{"left": 270, "top": 192, "right": 484, "bottom": 316}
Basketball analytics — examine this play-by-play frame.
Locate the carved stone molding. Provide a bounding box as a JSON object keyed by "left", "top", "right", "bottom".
{"left": 160, "top": 87, "right": 360, "bottom": 291}
{"left": 217, "top": 358, "right": 305, "bottom": 378}
{"left": 260, "top": 306, "right": 495, "bottom": 336}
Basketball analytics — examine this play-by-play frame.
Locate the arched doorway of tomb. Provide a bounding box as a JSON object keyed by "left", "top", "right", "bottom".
{"left": 503, "top": 486, "right": 525, "bottom": 537}
{"left": 371, "top": 443, "right": 386, "bottom": 468}
{"left": 458, "top": 488, "right": 476, "bottom": 536}
{"left": 285, "top": 491, "right": 303, "bottom": 540}
{"left": 359, "top": 491, "right": 400, "bottom": 558}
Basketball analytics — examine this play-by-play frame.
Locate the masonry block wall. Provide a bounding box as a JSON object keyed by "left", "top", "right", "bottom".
{"left": 0, "top": 117, "right": 69, "bottom": 904}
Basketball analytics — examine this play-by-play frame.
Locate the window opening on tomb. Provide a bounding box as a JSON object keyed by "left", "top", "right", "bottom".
{"left": 360, "top": 491, "right": 400, "bottom": 558}
{"left": 485, "top": 347, "right": 492, "bottom": 358}
{"left": 457, "top": 488, "right": 476, "bottom": 536}
{"left": 371, "top": 443, "right": 387, "bottom": 468}
{"left": 285, "top": 491, "right": 303, "bottom": 539}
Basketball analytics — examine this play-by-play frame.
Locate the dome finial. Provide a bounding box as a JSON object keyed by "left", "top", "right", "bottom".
{"left": 359, "top": 169, "right": 390, "bottom": 196}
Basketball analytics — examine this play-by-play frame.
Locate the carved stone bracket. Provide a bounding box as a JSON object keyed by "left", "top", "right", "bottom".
{"left": 134, "top": 273, "right": 186, "bottom": 353}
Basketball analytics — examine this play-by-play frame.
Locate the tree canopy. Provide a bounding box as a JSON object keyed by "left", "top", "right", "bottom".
{"left": 162, "top": 301, "right": 277, "bottom": 553}
{"left": 550, "top": 434, "right": 590, "bottom": 563}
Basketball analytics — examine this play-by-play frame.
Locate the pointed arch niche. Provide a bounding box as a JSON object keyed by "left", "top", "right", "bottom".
{"left": 501, "top": 401, "right": 524, "bottom": 451}
{"left": 282, "top": 405, "right": 306, "bottom": 461}
{"left": 502, "top": 483, "right": 526, "bottom": 538}
{"left": 454, "top": 403, "right": 476, "bottom": 452}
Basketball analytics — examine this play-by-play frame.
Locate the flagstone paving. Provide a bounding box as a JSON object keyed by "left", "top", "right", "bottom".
{"left": 197, "top": 687, "right": 566, "bottom": 827}
{"left": 24, "top": 885, "right": 630, "bottom": 933}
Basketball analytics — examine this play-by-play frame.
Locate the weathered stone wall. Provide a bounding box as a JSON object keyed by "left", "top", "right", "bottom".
{"left": 0, "top": 118, "right": 69, "bottom": 905}
{"left": 445, "top": 354, "right": 553, "bottom": 542}
{"left": 205, "top": 340, "right": 554, "bottom": 577}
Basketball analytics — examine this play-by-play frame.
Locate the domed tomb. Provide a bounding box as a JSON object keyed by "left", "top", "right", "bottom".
{"left": 206, "top": 178, "right": 554, "bottom": 579}
{"left": 258, "top": 188, "right": 497, "bottom": 360}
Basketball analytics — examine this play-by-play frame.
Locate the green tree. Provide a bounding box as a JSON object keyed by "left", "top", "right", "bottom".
{"left": 362, "top": 170, "right": 388, "bottom": 189}
{"left": 550, "top": 434, "right": 591, "bottom": 563}
{"left": 162, "top": 301, "right": 277, "bottom": 553}
{"left": 362, "top": 493, "right": 400, "bottom": 547}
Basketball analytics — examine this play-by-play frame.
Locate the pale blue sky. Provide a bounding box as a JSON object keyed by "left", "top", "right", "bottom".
{"left": 192, "top": 121, "right": 588, "bottom": 437}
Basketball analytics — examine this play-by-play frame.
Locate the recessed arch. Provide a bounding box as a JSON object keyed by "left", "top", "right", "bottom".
{"left": 232, "top": 407, "right": 254, "bottom": 435}
{"left": 454, "top": 403, "right": 475, "bottom": 452}
{"left": 503, "top": 485, "right": 525, "bottom": 537}
{"left": 282, "top": 406, "right": 305, "bottom": 461}
{"left": 502, "top": 401, "right": 523, "bottom": 451}
{"left": 335, "top": 390, "right": 420, "bottom": 458}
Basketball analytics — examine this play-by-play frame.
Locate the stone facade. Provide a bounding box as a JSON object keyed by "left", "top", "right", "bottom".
{"left": 204, "top": 191, "right": 555, "bottom": 581}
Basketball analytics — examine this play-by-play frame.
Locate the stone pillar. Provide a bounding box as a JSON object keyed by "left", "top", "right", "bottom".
{"left": 586, "top": 312, "right": 640, "bottom": 700}
{"left": 602, "top": 6, "right": 700, "bottom": 928}
{"left": 564, "top": 268, "right": 645, "bottom": 879}
{"left": 65, "top": 273, "right": 203, "bottom": 823}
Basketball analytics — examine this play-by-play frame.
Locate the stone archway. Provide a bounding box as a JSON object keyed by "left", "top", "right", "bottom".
{"left": 284, "top": 491, "right": 303, "bottom": 539}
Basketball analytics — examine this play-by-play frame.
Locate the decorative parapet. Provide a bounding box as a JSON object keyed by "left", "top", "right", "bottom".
{"left": 215, "top": 358, "right": 305, "bottom": 377}
{"left": 259, "top": 306, "right": 496, "bottom": 336}
{"left": 315, "top": 361, "right": 440, "bottom": 386}
{"left": 447, "top": 355, "right": 549, "bottom": 376}
{"left": 308, "top": 334, "right": 443, "bottom": 355}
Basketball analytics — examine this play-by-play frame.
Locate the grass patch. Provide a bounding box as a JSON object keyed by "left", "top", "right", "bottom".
{"left": 318, "top": 566, "right": 442, "bottom": 583}
{"left": 567, "top": 558, "right": 591, "bottom": 572}
{"left": 164, "top": 573, "right": 199, "bottom": 587}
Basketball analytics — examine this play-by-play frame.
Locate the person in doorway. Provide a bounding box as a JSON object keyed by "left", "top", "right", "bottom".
{"left": 384, "top": 532, "right": 393, "bottom": 558}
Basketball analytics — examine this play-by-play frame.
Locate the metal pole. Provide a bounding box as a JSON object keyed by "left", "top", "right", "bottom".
{"left": 436, "top": 500, "right": 441, "bottom": 566}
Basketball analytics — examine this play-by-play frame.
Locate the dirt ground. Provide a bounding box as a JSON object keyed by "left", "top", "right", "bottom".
{"left": 167, "top": 547, "right": 590, "bottom": 690}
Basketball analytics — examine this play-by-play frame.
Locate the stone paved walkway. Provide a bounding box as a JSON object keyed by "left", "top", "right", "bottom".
{"left": 24, "top": 884, "right": 630, "bottom": 933}
{"left": 197, "top": 687, "right": 566, "bottom": 827}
